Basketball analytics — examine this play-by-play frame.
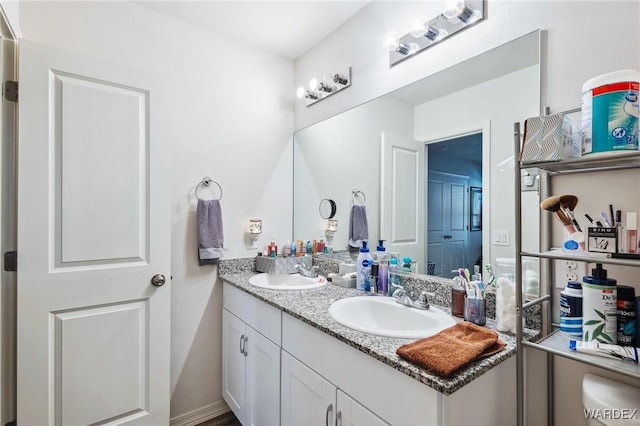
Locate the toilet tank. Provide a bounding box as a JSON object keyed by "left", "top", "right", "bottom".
{"left": 582, "top": 373, "right": 640, "bottom": 426}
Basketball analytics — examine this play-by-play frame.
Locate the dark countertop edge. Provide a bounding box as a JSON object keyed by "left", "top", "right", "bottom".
{"left": 220, "top": 271, "right": 539, "bottom": 396}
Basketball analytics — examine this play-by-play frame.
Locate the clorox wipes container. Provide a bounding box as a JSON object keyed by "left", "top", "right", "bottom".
{"left": 581, "top": 69, "right": 640, "bottom": 155}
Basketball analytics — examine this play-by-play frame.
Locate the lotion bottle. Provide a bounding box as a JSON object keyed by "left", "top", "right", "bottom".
{"left": 582, "top": 263, "right": 617, "bottom": 343}
{"left": 356, "top": 241, "right": 372, "bottom": 292}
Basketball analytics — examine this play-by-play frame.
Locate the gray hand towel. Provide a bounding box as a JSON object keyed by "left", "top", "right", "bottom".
{"left": 197, "top": 199, "right": 224, "bottom": 265}
{"left": 348, "top": 204, "right": 369, "bottom": 250}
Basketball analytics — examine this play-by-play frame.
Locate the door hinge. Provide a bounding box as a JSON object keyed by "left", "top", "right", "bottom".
{"left": 4, "top": 80, "right": 17, "bottom": 102}
{"left": 4, "top": 251, "right": 16, "bottom": 272}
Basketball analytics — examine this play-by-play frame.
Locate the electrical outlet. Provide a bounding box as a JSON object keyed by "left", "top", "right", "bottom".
{"left": 554, "top": 259, "right": 587, "bottom": 288}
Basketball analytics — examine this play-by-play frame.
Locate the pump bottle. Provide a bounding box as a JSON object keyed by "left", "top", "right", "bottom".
{"left": 356, "top": 241, "right": 373, "bottom": 292}
{"left": 582, "top": 263, "right": 617, "bottom": 343}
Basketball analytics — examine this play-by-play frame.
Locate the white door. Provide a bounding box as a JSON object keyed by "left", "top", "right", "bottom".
{"left": 222, "top": 309, "right": 246, "bottom": 422}
{"left": 17, "top": 40, "right": 170, "bottom": 425}
{"left": 380, "top": 132, "right": 424, "bottom": 272}
{"left": 281, "top": 351, "right": 335, "bottom": 426}
{"left": 336, "top": 390, "right": 389, "bottom": 426}
{"left": 427, "top": 171, "right": 469, "bottom": 277}
{"left": 245, "top": 326, "right": 280, "bottom": 426}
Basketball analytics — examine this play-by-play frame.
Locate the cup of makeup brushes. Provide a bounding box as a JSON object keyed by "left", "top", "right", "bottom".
{"left": 540, "top": 194, "right": 585, "bottom": 251}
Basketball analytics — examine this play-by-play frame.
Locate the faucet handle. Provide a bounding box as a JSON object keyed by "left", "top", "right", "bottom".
{"left": 413, "top": 291, "right": 431, "bottom": 310}
{"left": 392, "top": 288, "right": 406, "bottom": 299}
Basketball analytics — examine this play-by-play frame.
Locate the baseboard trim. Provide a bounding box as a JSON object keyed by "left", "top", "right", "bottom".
{"left": 170, "top": 400, "right": 230, "bottom": 426}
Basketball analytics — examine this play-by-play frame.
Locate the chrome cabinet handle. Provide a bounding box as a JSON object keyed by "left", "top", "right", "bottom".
{"left": 239, "top": 334, "right": 245, "bottom": 355}
{"left": 243, "top": 336, "right": 248, "bottom": 357}
{"left": 325, "top": 403, "right": 333, "bottom": 426}
{"left": 336, "top": 410, "right": 342, "bottom": 426}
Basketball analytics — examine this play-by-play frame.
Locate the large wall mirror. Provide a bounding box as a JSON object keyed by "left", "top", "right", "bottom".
{"left": 294, "top": 30, "right": 543, "bottom": 277}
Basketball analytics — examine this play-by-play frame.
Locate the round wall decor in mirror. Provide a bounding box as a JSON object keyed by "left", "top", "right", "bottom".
{"left": 319, "top": 199, "right": 337, "bottom": 219}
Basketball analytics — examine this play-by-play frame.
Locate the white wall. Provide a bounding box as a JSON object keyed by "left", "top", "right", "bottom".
{"left": 18, "top": 1, "right": 294, "bottom": 420}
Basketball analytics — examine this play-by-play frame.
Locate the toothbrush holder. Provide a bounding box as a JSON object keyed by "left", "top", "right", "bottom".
{"left": 464, "top": 298, "right": 486, "bottom": 326}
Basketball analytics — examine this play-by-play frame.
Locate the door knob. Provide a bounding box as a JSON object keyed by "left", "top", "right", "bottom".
{"left": 151, "top": 274, "right": 166, "bottom": 287}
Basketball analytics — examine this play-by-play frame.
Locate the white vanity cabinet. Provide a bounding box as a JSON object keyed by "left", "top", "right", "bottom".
{"left": 222, "top": 284, "right": 281, "bottom": 425}
{"left": 281, "top": 350, "right": 388, "bottom": 426}
{"left": 282, "top": 312, "right": 516, "bottom": 426}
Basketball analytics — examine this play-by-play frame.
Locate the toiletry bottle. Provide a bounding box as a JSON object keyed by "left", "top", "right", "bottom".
{"left": 376, "top": 240, "right": 388, "bottom": 262}
{"left": 627, "top": 212, "right": 637, "bottom": 253}
{"left": 388, "top": 257, "right": 401, "bottom": 296}
{"left": 617, "top": 285, "right": 636, "bottom": 346}
{"left": 582, "top": 263, "right": 617, "bottom": 343}
{"left": 306, "top": 241, "right": 312, "bottom": 256}
{"left": 356, "top": 241, "right": 373, "bottom": 292}
{"left": 283, "top": 240, "right": 291, "bottom": 258}
{"left": 402, "top": 256, "right": 413, "bottom": 272}
{"left": 378, "top": 258, "right": 389, "bottom": 296}
{"left": 451, "top": 278, "right": 466, "bottom": 318}
{"left": 376, "top": 240, "right": 388, "bottom": 294}
{"left": 370, "top": 262, "right": 379, "bottom": 294}
{"left": 559, "top": 281, "right": 583, "bottom": 337}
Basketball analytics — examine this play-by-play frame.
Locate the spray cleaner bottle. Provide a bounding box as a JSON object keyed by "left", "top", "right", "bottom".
{"left": 356, "top": 241, "right": 373, "bottom": 292}
{"left": 582, "top": 263, "right": 617, "bottom": 343}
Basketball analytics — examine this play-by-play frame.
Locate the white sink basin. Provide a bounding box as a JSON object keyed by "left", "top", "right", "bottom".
{"left": 328, "top": 296, "right": 456, "bottom": 339}
{"left": 248, "top": 273, "right": 327, "bottom": 290}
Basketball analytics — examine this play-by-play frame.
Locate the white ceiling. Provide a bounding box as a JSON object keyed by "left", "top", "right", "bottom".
{"left": 135, "top": 1, "right": 371, "bottom": 60}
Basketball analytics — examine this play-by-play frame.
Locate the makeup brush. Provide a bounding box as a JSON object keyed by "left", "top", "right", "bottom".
{"left": 559, "top": 194, "right": 578, "bottom": 212}
{"left": 559, "top": 194, "right": 581, "bottom": 232}
{"left": 540, "top": 196, "right": 572, "bottom": 225}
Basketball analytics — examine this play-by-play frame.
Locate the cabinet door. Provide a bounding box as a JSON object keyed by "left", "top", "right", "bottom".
{"left": 245, "top": 326, "right": 280, "bottom": 426}
{"left": 281, "top": 351, "right": 336, "bottom": 426}
{"left": 336, "top": 389, "right": 389, "bottom": 426}
{"left": 222, "top": 309, "right": 246, "bottom": 423}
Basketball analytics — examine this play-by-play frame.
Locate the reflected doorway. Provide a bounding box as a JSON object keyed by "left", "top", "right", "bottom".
{"left": 426, "top": 133, "right": 482, "bottom": 278}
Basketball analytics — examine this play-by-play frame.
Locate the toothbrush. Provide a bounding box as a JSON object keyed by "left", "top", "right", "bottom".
{"left": 600, "top": 211, "right": 612, "bottom": 227}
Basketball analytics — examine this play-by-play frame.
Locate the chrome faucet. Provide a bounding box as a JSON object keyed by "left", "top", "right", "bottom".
{"left": 392, "top": 288, "right": 431, "bottom": 310}
{"left": 294, "top": 263, "right": 319, "bottom": 278}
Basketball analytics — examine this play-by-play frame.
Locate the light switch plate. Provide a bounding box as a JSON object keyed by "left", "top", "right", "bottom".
{"left": 493, "top": 230, "right": 510, "bottom": 246}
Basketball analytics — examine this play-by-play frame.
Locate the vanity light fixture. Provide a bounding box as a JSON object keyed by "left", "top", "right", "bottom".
{"left": 246, "top": 218, "right": 263, "bottom": 248}
{"left": 325, "top": 219, "right": 339, "bottom": 239}
{"left": 296, "top": 67, "right": 352, "bottom": 107}
{"left": 387, "top": 0, "right": 485, "bottom": 67}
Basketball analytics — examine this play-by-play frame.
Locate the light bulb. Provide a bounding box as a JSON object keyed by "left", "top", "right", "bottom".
{"left": 296, "top": 86, "right": 305, "bottom": 99}
{"left": 383, "top": 32, "right": 399, "bottom": 52}
{"left": 443, "top": 0, "right": 465, "bottom": 19}
{"left": 410, "top": 16, "right": 427, "bottom": 38}
{"left": 408, "top": 43, "right": 420, "bottom": 55}
{"left": 309, "top": 78, "right": 319, "bottom": 91}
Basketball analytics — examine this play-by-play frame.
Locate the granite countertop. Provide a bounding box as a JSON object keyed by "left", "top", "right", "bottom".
{"left": 220, "top": 271, "right": 537, "bottom": 396}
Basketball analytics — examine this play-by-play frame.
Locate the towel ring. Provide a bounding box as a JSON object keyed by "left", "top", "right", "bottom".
{"left": 352, "top": 189, "right": 366, "bottom": 206}
{"left": 196, "top": 176, "right": 223, "bottom": 201}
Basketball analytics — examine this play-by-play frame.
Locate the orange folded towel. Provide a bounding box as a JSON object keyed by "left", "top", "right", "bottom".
{"left": 396, "top": 321, "right": 505, "bottom": 378}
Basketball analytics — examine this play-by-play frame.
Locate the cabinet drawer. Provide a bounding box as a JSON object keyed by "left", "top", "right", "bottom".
{"left": 223, "top": 282, "right": 281, "bottom": 345}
